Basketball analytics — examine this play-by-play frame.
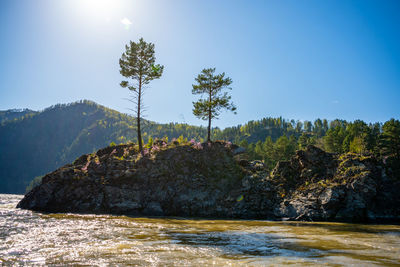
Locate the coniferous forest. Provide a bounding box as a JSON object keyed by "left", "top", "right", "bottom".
{"left": 0, "top": 100, "right": 399, "bottom": 193}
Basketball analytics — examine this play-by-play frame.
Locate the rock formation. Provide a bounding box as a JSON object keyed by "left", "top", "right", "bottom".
{"left": 17, "top": 141, "right": 400, "bottom": 222}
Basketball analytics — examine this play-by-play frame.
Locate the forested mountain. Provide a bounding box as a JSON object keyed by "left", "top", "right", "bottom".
{"left": 0, "top": 109, "right": 37, "bottom": 124}
{"left": 0, "top": 100, "right": 399, "bottom": 193}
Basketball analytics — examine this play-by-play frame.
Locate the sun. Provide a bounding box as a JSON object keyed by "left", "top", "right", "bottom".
{"left": 77, "top": 0, "right": 125, "bottom": 21}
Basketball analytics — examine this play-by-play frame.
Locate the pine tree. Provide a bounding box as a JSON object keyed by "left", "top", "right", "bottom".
{"left": 262, "top": 136, "right": 275, "bottom": 169}
{"left": 298, "top": 132, "right": 309, "bottom": 149}
{"left": 349, "top": 134, "right": 368, "bottom": 154}
{"left": 274, "top": 135, "right": 290, "bottom": 161}
{"left": 380, "top": 119, "right": 400, "bottom": 159}
{"left": 192, "top": 68, "right": 236, "bottom": 142}
{"left": 304, "top": 121, "right": 313, "bottom": 132}
{"left": 119, "top": 38, "right": 164, "bottom": 153}
{"left": 254, "top": 140, "right": 264, "bottom": 160}
{"left": 239, "top": 139, "right": 249, "bottom": 148}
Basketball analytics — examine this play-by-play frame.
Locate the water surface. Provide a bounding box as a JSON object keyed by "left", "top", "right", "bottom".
{"left": 1, "top": 194, "right": 399, "bottom": 266}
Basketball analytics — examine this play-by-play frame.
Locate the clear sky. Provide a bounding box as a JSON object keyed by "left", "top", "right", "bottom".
{"left": 0, "top": 0, "right": 399, "bottom": 128}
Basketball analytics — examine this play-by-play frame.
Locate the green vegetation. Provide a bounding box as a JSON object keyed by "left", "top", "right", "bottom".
{"left": 242, "top": 118, "right": 400, "bottom": 174}
{"left": 192, "top": 68, "right": 236, "bottom": 142}
{"left": 119, "top": 38, "right": 164, "bottom": 153}
{"left": 109, "top": 141, "right": 117, "bottom": 147}
{"left": 0, "top": 109, "right": 37, "bottom": 124}
{"left": 379, "top": 119, "right": 400, "bottom": 159}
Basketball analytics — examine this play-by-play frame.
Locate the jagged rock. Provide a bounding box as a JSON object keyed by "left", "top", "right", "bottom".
{"left": 17, "top": 143, "right": 400, "bottom": 222}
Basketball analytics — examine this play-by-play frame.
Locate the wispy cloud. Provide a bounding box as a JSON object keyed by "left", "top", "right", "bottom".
{"left": 332, "top": 100, "right": 339, "bottom": 104}
{"left": 120, "top": 17, "right": 132, "bottom": 29}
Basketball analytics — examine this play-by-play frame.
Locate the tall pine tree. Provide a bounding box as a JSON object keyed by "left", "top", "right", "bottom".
{"left": 119, "top": 38, "right": 164, "bottom": 153}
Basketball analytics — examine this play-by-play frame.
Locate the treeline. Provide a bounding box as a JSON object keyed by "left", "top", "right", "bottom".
{"left": 0, "top": 108, "right": 37, "bottom": 124}
{"left": 236, "top": 118, "right": 400, "bottom": 173}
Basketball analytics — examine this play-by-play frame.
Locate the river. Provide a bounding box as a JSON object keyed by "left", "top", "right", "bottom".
{"left": 1, "top": 194, "right": 399, "bottom": 266}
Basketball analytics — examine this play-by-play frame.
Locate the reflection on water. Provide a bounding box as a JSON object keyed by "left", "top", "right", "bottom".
{"left": 1, "top": 194, "right": 399, "bottom": 266}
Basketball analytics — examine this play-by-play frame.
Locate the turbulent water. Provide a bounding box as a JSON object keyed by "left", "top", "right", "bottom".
{"left": 1, "top": 194, "right": 400, "bottom": 266}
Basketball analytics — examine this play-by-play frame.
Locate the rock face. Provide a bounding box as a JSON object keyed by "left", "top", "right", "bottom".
{"left": 17, "top": 142, "right": 400, "bottom": 222}
{"left": 270, "top": 146, "right": 399, "bottom": 222}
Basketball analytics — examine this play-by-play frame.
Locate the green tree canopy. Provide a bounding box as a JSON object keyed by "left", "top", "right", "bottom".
{"left": 380, "top": 119, "right": 400, "bottom": 158}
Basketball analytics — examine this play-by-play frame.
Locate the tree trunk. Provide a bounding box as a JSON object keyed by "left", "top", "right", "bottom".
{"left": 207, "top": 89, "right": 212, "bottom": 142}
{"left": 137, "top": 79, "right": 143, "bottom": 153}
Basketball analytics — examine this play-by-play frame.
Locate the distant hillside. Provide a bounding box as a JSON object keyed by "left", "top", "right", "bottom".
{"left": 1, "top": 100, "right": 399, "bottom": 193}
{"left": 0, "top": 109, "right": 37, "bottom": 124}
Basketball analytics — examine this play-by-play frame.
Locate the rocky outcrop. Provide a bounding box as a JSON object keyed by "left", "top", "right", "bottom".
{"left": 17, "top": 141, "right": 400, "bottom": 222}
{"left": 270, "top": 147, "right": 394, "bottom": 222}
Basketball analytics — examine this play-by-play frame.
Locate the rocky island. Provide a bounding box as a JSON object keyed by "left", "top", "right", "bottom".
{"left": 17, "top": 140, "right": 400, "bottom": 223}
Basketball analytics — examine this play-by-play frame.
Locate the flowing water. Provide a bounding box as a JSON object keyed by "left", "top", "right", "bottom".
{"left": 1, "top": 194, "right": 399, "bottom": 266}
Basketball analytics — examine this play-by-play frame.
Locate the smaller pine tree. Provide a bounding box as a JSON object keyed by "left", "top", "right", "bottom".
{"left": 192, "top": 68, "right": 236, "bottom": 142}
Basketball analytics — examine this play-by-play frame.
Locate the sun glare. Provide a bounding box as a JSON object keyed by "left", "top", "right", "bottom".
{"left": 76, "top": 0, "right": 125, "bottom": 22}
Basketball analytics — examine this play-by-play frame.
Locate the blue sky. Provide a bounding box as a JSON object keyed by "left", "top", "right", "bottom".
{"left": 0, "top": 0, "right": 399, "bottom": 128}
